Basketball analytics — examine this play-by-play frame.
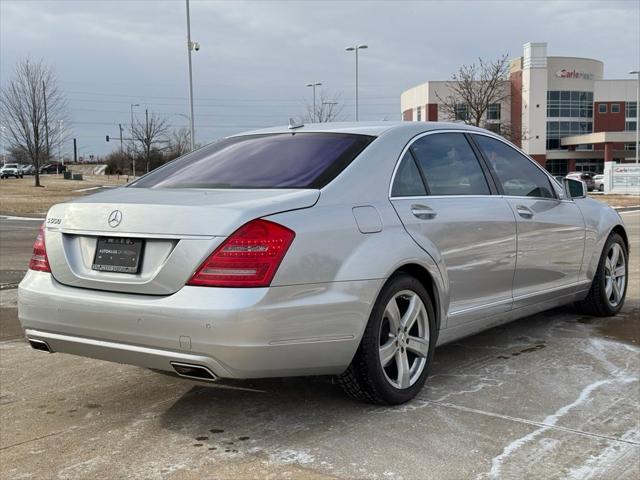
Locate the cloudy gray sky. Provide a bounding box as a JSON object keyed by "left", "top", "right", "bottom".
{"left": 1, "top": 0, "right": 638, "bottom": 157}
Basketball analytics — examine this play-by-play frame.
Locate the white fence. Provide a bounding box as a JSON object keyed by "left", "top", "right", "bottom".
{"left": 603, "top": 162, "right": 640, "bottom": 195}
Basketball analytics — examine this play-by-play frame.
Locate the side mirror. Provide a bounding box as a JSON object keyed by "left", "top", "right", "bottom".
{"left": 563, "top": 178, "right": 587, "bottom": 199}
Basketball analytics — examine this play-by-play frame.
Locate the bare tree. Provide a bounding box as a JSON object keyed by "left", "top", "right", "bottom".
{"left": 132, "top": 110, "right": 169, "bottom": 173}
{"left": 0, "top": 58, "right": 67, "bottom": 186}
{"left": 165, "top": 127, "right": 192, "bottom": 159}
{"left": 302, "top": 91, "right": 345, "bottom": 123}
{"left": 436, "top": 54, "right": 510, "bottom": 128}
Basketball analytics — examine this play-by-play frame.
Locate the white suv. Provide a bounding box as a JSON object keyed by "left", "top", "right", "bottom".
{"left": 0, "top": 163, "right": 24, "bottom": 179}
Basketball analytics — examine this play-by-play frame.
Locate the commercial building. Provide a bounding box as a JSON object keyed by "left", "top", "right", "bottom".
{"left": 400, "top": 42, "right": 639, "bottom": 175}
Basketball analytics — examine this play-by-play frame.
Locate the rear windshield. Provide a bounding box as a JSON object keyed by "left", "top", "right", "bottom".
{"left": 130, "top": 133, "right": 375, "bottom": 189}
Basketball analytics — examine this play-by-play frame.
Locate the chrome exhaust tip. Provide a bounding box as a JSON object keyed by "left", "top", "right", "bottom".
{"left": 28, "top": 339, "right": 52, "bottom": 353}
{"left": 170, "top": 362, "right": 217, "bottom": 382}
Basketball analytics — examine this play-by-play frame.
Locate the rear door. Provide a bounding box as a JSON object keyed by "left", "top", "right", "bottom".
{"left": 471, "top": 134, "right": 585, "bottom": 308}
{"left": 390, "top": 132, "right": 517, "bottom": 327}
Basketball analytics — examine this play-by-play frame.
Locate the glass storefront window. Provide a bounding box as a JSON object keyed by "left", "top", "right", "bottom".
{"left": 546, "top": 120, "right": 593, "bottom": 150}
{"left": 546, "top": 159, "right": 568, "bottom": 176}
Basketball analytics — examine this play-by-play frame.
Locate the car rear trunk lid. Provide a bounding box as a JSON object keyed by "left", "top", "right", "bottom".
{"left": 44, "top": 187, "right": 319, "bottom": 295}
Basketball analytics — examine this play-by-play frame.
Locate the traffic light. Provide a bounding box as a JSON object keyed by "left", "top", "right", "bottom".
{"left": 106, "top": 135, "right": 110, "bottom": 142}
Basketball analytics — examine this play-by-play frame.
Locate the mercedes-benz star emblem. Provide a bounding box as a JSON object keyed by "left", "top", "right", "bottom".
{"left": 108, "top": 210, "right": 123, "bottom": 228}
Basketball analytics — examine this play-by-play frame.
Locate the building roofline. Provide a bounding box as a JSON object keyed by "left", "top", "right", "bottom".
{"left": 547, "top": 56, "right": 604, "bottom": 65}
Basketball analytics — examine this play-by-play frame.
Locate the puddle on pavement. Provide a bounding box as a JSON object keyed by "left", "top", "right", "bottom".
{"left": 578, "top": 306, "right": 640, "bottom": 346}
{"left": 496, "top": 342, "right": 546, "bottom": 360}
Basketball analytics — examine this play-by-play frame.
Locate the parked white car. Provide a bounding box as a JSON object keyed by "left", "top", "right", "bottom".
{"left": 0, "top": 163, "right": 24, "bottom": 179}
{"left": 593, "top": 174, "right": 605, "bottom": 192}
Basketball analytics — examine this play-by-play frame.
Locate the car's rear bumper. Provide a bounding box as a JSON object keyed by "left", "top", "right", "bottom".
{"left": 18, "top": 271, "right": 382, "bottom": 379}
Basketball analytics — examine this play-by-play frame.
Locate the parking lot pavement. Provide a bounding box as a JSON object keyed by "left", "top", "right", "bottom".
{"left": 0, "top": 212, "right": 639, "bottom": 479}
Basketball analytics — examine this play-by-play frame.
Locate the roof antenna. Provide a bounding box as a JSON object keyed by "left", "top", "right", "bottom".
{"left": 288, "top": 118, "right": 304, "bottom": 130}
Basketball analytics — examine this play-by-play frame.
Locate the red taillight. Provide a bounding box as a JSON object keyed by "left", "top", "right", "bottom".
{"left": 187, "top": 219, "right": 295, "bottom": 288}
{"left": 28, "top": 223, "right": 51, "bottom": 272}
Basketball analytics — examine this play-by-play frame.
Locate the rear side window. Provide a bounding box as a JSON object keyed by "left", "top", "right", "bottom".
{"left": 473, "top": 135, "right": 555, "bottom": 198}
{"left": 391, "top": 151, "right": 427, "bottom": 197}
{"left": 130, "top": 133, "right": 374, "bottom": 189}
{"left": 410, "top": 133, "right": 490, "bottom": 195}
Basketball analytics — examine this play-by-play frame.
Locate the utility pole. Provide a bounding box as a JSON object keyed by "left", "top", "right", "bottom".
{"left": 119, "top": 123, "right": 124, "bottom": 154}
{"left": 185, "top": 0, "right": 197, "bottom": 151}
{"left": 130, "top": 103, "right": 139, "bottom": 177}
{"left": 73, "top": 138, "right": 77, "bottom": 163}
{"left": 145, "top": 108, "right": 149, "bottom": 173}
{"left": 305, "top": 82, "right": 322, "bottom": 122}
{"left": 42, "top": 80, "right": 52, "bottom": 172}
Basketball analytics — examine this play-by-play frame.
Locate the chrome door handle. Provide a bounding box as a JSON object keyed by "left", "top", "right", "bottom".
{"left": 516, "top": 205, "right": 534, "bottom": 218}
{"left": 411, "top": 204, "right": 437, "bottom": 220}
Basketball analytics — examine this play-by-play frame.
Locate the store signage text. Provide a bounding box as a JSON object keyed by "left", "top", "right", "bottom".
{"left": 555, "top": 69, "right": 595, "bottom": 80}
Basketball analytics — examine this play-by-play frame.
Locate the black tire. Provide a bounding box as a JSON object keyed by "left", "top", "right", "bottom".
{"left": 599, "top": 184, "right": 604, "bottom": 192}
{"left": 575, "top": 232, "right": 628, "bottom": 317}
{"left": 337, "top": 273, "right": 437, "bottom": 405}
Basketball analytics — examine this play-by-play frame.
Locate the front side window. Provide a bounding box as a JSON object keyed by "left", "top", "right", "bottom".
{"left": 391, "top": 151, "right": 427, "bottom": 197}
{"left": 410, "top": 133, "right": 490, "bottom": 196}
{"left": 473, "top": 135, "right": 555, "bottom": 198}
{"left": 130, "top": 133, "right": 374, "bottom": 189}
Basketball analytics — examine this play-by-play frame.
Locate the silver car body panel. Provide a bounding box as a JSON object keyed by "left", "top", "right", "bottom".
{"left": 45, "top": 188, "right": 319, "bottom": 294}
{"left": 18, "top": 121, "right": 627, "bottom": 379}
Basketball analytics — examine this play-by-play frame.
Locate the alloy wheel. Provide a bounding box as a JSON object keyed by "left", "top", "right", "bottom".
{"left": 604, "top": 243, "right": 626, "bottom": 308}
{"left": 378, "top": 290, "right": 429, "bottom": 389}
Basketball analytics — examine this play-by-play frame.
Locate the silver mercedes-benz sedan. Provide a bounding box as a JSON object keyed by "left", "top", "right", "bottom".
{"left": 18, "top": 122, "right": 629, "bottom": 405}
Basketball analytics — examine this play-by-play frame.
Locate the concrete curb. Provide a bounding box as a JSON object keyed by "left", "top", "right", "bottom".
{"left": 614, "top": 206, "right": 640, "bottom": 213}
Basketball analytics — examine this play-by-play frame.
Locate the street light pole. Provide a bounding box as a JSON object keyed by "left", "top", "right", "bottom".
{"left": 305, "top": 82, "right": 322, "bottom": 122}
{"left": 130, "top": 103, "right": 139, "bottom": 177}
{"left": 185, "top": 0, "right": 198, "bottom": 152}
{"left": 345, "top": 44, "right": 368, "bottom": 121}
{"left": 630, "top": 70, "right": 640, "bottom": 164}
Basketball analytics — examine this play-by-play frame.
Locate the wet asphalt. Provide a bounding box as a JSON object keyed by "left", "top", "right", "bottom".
{"left": 0, "top": 212, "right": 638, "bottom": 479}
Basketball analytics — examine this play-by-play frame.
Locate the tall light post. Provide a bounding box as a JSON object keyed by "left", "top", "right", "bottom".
{"left": 130, "top": 103, "right": 139, "bottom": 177}
{"left": 630, "top": 70, "right": 639, "bottom": 164}
{"left": 185, "top": 0, "right": 199, "bottom": 152}
{"left": 345, "top": 44, "right": 368, "bottom": 121}
{"left": 305, "top": 82, "right": 322, "bottom": 122}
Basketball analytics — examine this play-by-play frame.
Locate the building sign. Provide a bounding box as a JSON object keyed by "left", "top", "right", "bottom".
{"left": 555, "top": 69, "right": 595, "bottom": 80}
{"left": 604, "top": 163, "right": 640, "bottom": 194}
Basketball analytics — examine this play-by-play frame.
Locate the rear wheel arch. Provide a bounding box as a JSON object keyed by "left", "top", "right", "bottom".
{"left": 392, "top": 263, "right": 441, "bottom": 332}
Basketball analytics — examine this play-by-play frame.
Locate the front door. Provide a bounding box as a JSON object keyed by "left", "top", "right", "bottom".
{"left": 472, "top": 134, "right": 585, "bottom": 308}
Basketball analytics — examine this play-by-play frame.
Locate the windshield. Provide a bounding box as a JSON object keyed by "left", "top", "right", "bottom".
{"left": 130, "top": 132, "right": 375, "bottom": 189}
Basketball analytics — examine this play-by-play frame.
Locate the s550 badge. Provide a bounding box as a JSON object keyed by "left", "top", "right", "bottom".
{"left": 46, "top": 217, "right": 62, "bottom": 225}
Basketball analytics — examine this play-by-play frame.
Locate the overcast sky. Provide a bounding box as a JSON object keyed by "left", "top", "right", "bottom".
{"left": 1, "top": 0, "right": 639, "bottom": 157}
